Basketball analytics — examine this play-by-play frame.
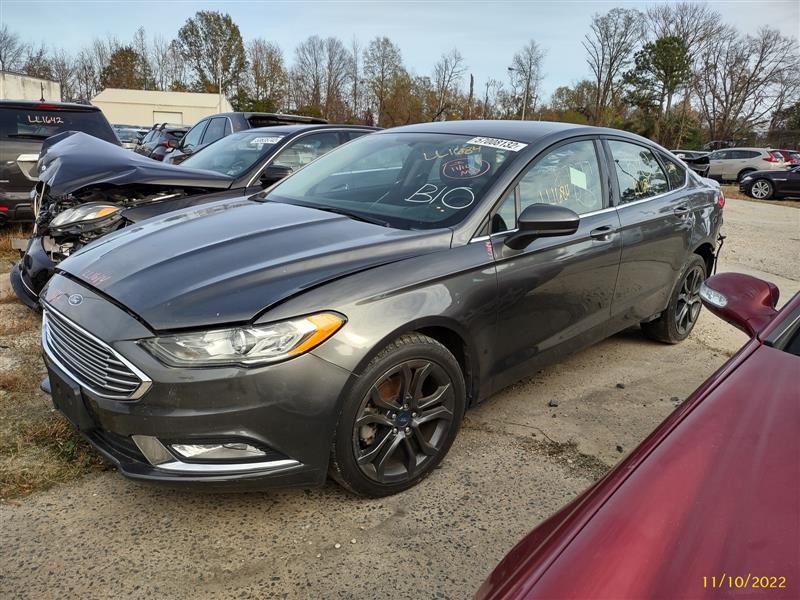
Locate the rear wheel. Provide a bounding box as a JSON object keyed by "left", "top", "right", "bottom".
{"left": 749, "top": 179, "right": 773, "bottom": 200}
{"left": 642, "top": 255, "right": 706, "bottom": 344}
{"left": 329, "top": 334, "right": 465, "bottom": 497}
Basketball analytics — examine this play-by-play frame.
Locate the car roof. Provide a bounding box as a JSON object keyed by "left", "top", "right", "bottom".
{"left": 236, "top": 124, "right": 378, "bottom": 136}
{"left": 0, "top": 100, "right": 102, "bottom": 112}
{"left": 208, "top": 112, "right": 328, "bottom": 124}
{"left": 376, "top": 119, "right": 650, "bottom": 145}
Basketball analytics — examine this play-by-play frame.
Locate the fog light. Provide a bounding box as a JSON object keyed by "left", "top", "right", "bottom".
{"left": 700, "top": 283, "right": 728, "bottom": 308}
{"left": 170, "top": 442, "right": 267, "bottom": 462}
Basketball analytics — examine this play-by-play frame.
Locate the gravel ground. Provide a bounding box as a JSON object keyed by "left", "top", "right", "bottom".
{"left": 1, "top": 197, "right": 798, "bottom": 599}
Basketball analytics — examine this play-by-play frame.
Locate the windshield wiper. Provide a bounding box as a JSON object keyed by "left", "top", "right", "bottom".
{"left": 310, "top": 205, "right": 391, "bottom": 227}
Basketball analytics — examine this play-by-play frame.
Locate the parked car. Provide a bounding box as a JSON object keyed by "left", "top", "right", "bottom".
{"left": 707, "top": 147, "right": 788, "bottom": 182}
{"left": 164, "top": 112, "right": 328, "bottom": 165}
{"left": 773, "top": 148, "right": 800, "bottom": 166}
{"left": 39, "top": 121, "right": 723, "bottom": 497}
{"left": 740, "top": 165, "right": 800, "bottom": 199}
{"left": 670, "top": 149, "right": 710, "bottom": 177}
{"left": 134, "top": 123, "right": 189, "bottom": 161}
{"left": 477, "top": 271, "right": 798, "bottom": 600}
{"left": 11, "top": 124, "right": 376, "bottom": 307}
{"left": 114, "top": 127, "right": 143, "bottom": 150}
{"left": 0, "top": 100, "right": 118, "bottom": 224}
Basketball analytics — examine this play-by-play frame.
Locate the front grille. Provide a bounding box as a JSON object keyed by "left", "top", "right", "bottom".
{"left": 42, "top": 307, "right": 150, "bottom": 400}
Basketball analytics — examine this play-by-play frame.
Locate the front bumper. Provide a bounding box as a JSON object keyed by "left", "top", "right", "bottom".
{"left": 41, "top": 275, "right": 355, "bottom": 490}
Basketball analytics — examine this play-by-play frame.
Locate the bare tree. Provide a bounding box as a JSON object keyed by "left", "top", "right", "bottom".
{"left": 323, "top": 37, "right": 351, "bottom": 120}
{"left": 646, "top": 2, "right": 727, "bottom": 56}
{"left": 292, "top": 35, "right": 326, "bottom": 113}
{"left": 431, "top": 48, "right": 466, "bottom": 121}
{"left": 583, "top": 8, "right": 646, "bottom": 125}
{"left": 49, "top": 48, "right": 76, "bottom": 101}
{"left": 348, "top": 36, "right": 362, "bottom": 121}
{"left": 509, "top": 40, "right": 546, "bottom": 119}
{"left": 247, "top": 39, "right": 286, "bottom": 111}
{"left": 22, "top": 43, "right": 52, "bottom": 80}
{"left": 481, "top": 78, "right": 503, "bottom": 119}
{"left": 363, "top": 36, "right": 403, "bottom": 126}
{"left": 0, "top": 24, "right": 26, "bottom": 72}
{"left": 695, "top": 27, "right": 800, "bottom": 141}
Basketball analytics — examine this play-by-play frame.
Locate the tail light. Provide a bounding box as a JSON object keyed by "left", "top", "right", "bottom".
{"left": 159, "top": 140, "right": 177, "bottom": 149}
{"left": 763, "top": 154, "right": 780, "bottom": 162}
{"left": 717, "top": 189, "right": 725, "bottom": 208}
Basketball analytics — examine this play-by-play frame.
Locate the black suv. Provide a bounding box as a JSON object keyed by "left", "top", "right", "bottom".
{"left": 164, "top": 112, "right": 327, "bottom": 165}
{"left": 134, "top": 124, "right": 189, "bottom": 161}
{"left": 0, "top": 101, "right": 118, "bottom": 224}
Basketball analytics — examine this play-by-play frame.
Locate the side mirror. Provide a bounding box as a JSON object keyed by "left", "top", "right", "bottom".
{"left": 505, "top": 204, "right": 580, "bottom": 250}
{"left": 260, "top": 164, "right": 293, "bottom": 186}
{"left": 700, "top": 273, "right": 780, "bottom": 337}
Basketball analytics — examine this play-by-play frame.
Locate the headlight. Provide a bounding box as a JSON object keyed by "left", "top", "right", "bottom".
{"left": 50, "top": 203, "right": 120, "bottom": 227}
{"left": 140, "top": 312, "right": 346, "bottom": 367}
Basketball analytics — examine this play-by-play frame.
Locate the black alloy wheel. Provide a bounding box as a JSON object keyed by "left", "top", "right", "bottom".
{"left": 330, "top": 334, "right": 465, "bottom": 496}
{"left": 674, "top": 263, "right": 705, "bottom": 336}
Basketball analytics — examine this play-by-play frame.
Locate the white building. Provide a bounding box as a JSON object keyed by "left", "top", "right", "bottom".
{"left": 91, "top": 88, "right": 233, "bottom": 126}
{"left": 0, "top": 71, "right": 61, "bottom": 102}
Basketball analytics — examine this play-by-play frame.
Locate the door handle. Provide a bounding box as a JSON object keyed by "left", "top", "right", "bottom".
{"left": 589, "top": 225, "right": 615, "bottom": 241}
{"left": 673, "top": 205, "right": 690, "bottom": 216}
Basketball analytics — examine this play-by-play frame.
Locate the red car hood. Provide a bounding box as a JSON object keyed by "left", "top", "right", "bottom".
{"left": 479, "top": 339, "right": 799, "bottom": 599}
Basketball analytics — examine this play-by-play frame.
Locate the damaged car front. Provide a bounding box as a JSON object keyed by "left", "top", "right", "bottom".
{"left": 10, "top": 131, "right": 235, "bottom": 308}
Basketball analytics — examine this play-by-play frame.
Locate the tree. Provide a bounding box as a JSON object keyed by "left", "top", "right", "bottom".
{"left": 695, "top": 27, "right": 800, "bottom": 141}
{"left": 246, "top": 39, "right": 286, "bottom": 112}
{"left": 291, "top": 35, "right": 326, "bottom": 114}
{"left": 100, "top": 46, "right": 148, "bottom": 89}
{"left": 323, "top": 37, "right": 351, "bottom": 120}
{"left": 22, "top": 44, "right": 53, "bottom": 80}
{"left": 0, "top": 25, "right": 26, "bottom": 72}
{"left": 508, "top": 40, "right": 545, "bottom": 119}
{"left": 431, "top": 49, "right": 466, "bottom": 121}
{"left": 624, "top": 36, "right": 692, "bottom": 144}
{"left": 363, "top": 37, "right": 403, "bottom": 127}
{"left": 583, "top": 8, "right": 646, "bottom": 125}
{"left": 131, "top": 27, "right": 155, "bottom": 90}
{"left": 176, "top": 11, "right": 247, "bottom": 96}
{"left": 50, "top": 48, "right": 76, "bottom": 101}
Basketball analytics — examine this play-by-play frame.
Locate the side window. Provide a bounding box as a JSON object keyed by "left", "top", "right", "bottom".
{"left": 710, "top": 150, "right": 728, "bottom": 160}
{"left": 608, "top": 140, "right": 669, "bottom": 203}
{"left": 181, "top": 121, "right": 207, "bottom": 152}
{"left": 660, "top": 153, "right": 686, "bottom": 190}
{"left": 490, "top": 140, "right": 602, "bottom": 234}
{"left": 272, "top": 132, "right": 341, "bottom": 171}
{"left": 201, "top": 118, "right": 227, "bottom": 145}
{"left": 346, "top": 130, "right": 370, "bottom": 141}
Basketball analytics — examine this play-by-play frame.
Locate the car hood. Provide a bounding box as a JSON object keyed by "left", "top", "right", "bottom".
{"left": 38, "top": 131, "right": 233, "bottom": 198}
{"left": 57, "top": 198, "right": 452, "bottom": 330}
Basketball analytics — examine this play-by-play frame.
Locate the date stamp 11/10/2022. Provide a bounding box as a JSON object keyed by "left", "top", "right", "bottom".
{"left": 703, "top": 575, "right": 787, "bottom": 590}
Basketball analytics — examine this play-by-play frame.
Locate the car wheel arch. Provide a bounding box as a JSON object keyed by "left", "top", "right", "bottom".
{"left": 351, "top": 318, "right": 480, "bottom": 407}
{"left": 693, "top": 242, "right": 715, "bottom": 277}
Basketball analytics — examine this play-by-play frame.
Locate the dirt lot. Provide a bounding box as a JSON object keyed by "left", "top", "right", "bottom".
{"left": 0, "top": 197, "right": 798, "bottom": 599}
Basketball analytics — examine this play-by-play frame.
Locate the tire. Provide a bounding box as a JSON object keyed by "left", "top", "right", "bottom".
{"left": 737, "top": 169, "right": 755, "bottom": 182}
{"left": 329, "top": 333, "right": 466, "bottom": 497}
{"left": 642, "top": 254, "right": 707, "bottom": 344}
{"left": 749, "top": 178, "right": 773, "bottom": 200}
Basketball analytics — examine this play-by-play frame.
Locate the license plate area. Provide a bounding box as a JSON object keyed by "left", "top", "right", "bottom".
{"left": 46, "top": 360, "right": 95, "bottom": 432}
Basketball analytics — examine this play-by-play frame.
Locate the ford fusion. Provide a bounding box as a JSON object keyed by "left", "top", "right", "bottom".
{"left": 41, "top": 121, "right": 723, "bottom": 497}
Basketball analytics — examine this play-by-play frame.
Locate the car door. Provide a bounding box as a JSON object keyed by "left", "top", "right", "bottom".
{"left": 171, "top": 119, "right": 208, "bottom": 163}
{"left": 489, "top": 138, "right": 622, "bottom": 390}
{"left": 780, "top": 166, "right": 800, "bottom": 196}
{"left": 605, "top": 138, "right": 693, "bottom": 324}
{"left": 707, "top": 150, "right": 730, "bottom": 179}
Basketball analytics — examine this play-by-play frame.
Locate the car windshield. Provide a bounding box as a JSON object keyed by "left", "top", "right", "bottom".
{"left": 181, "top": 130, "right": 284, "bottom": 177}
{"left": 266, "top": 132, "right": 523, "bottom": 229}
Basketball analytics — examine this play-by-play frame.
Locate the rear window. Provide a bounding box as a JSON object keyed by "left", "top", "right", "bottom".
{"left": 770, "top": 151, "right": 785, "bottom": 160}
{"left": 0, "top": 107, "right": 117, "bottom": 143}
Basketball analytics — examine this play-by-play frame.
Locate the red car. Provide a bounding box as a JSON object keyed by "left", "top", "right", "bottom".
{"left": 478, "top": 272, "right": 799, "bottom": 599}
{"left": 774, "top": 149, "right": 800, "bottom": 166}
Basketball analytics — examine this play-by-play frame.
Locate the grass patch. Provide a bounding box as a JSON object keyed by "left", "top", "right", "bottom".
{"left": 0, "top": 225, "right": 30, "bottom": 263}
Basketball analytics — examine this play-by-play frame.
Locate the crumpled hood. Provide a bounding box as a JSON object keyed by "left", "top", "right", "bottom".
{"left": 38, "top": 131, "right": 233, "bottom": 197}
{"left": 57, "top": 198, "right": 452, "bottom": 330}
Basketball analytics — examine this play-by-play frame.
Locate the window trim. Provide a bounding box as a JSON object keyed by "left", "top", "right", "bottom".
{"left": 479, "top": 135, "right": 610, "bottom": 237}
{"left": 655, "top": 150, "right": 688, "bottom": 191}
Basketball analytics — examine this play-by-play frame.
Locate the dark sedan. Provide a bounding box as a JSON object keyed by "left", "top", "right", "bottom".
{"left": 740, "top": 165, "right": 800, "bottom": 199}
{"left": 477, "top": 272, "right": 799, "bottom": 599}
{"left": 41, "top": 121, "right": 723, "bottom": 497}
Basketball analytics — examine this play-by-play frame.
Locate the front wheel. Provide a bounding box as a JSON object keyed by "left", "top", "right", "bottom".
{"left": 329, "top": 334, "right": 465, "bottom": 497}
{"left": 749, "top": 179, "right": 773, "bottom": 200}
{"left": 642, "top": 255, "right": 707, "bottom": 344}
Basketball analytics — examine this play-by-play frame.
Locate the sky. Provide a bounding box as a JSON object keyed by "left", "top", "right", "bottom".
{"left": 1, "top": 0, "right": 798, "bottom": 100}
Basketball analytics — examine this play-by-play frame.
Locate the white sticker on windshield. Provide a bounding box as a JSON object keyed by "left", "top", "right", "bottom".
{"left": 250, "top": 136, "right": 283, "bottom": 145}
{"left": 569, "top": 167, "right": 587, "bottom": 190}
{"left": 466, "top": 136, "right": 527, "bottom": 152}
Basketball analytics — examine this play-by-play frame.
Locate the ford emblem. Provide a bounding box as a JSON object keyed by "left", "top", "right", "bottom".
{"left": 68, "top": 294, "right": 83, "bottom": 306}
